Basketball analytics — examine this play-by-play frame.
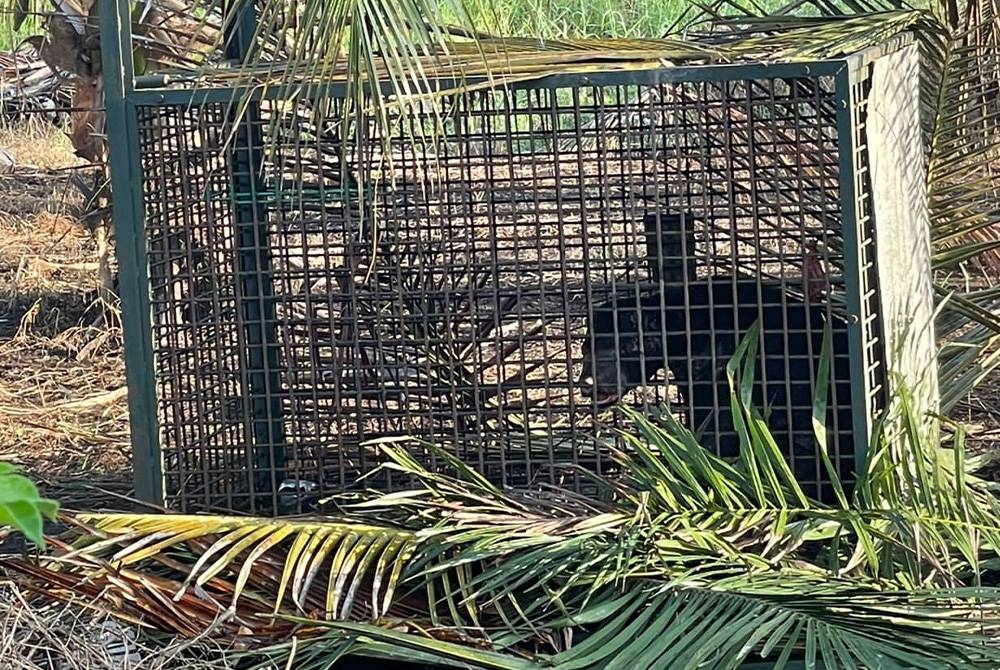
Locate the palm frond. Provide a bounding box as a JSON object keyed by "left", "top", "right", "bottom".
{"left": 925, "top": 18, "right": 1000, "bottom": 278}
{"left": 241, "top": 579, "right": 1000, "bottom": 670}
{"left": 914, "top": 0, "right": 1000, "bottom": 400}
{"left": 245, "top": 617, "right": 541, "bottom": 670}
{"left": 7, "top": 368, "right": 1000, "bottom": 666}
{"left": 671, "top": 0, "right": 919, "bottom": 39}
{"left": 0, "top": 514, "right": 421, "bottom": 640}
{"left": 542, "top": 581, "right": 1000, "bottom": 670}
{"left": 167, "top": 7, "right": 943, "bottom": 94}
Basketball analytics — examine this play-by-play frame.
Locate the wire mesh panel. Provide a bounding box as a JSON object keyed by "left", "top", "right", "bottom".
{"left": 136, "top": 103, "right": 250, "bottom": 511}
{"left": 130, "top": 54, "right": 915, "bottom": 513}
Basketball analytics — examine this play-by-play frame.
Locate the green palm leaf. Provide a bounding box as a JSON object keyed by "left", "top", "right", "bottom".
{"left": 241, "top": 580, "right": 1000, "bottom": 670}
{"left": 542, "top": 581, "right": 1000, "bottom": 670}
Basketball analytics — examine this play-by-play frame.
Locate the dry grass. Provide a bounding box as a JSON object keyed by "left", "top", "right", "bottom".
{"left": 0, "top": 334, "right": 128, "bottom": 474}
{"left": 0, "top": 129, "right": 180, "bottom": 667}
{"left": 0, "top": 174, "right": 86, "bottom": 232}
{"left": 0, "top": 118, "right": 84, "bottom": 172}
{"left": 0, "top": 581, "right": 242, "bottom": 670}
{"left": 0, "top": 119, "right": 210, "bottom": 660}
{"left": 0, "top": 124, "right": 131, "bottom": 511}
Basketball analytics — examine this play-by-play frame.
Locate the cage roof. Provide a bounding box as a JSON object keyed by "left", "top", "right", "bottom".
{"left": 137, "top": 10, "right": 924, "bottom": 92}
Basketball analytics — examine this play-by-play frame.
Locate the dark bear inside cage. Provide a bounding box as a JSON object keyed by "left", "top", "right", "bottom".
{"left": 129, "top": 39, "right": 938, "bottom": 513}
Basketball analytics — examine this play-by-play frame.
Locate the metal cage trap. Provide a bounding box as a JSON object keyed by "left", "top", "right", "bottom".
{"left": 102, "top": 12, "right": 938, "bottom": 514}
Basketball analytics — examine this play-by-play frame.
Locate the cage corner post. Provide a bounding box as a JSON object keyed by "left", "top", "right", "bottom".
{"left": 835, "top": 62, "right": 877, "bottom": 480}
{"left": 225, "top": 0, "right": 289, "bottom": 512}
{"left": 99, "top": 0, "right": 165, "bottom": 506}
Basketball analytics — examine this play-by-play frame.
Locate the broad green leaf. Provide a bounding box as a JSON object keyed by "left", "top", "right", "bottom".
{"left": 0, "top": 466, "right": 58, "bottom": 548}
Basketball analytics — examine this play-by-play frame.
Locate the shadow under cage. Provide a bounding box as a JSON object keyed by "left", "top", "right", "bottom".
{"left": 131, "top": 36, "right": 935, "bottom": 514}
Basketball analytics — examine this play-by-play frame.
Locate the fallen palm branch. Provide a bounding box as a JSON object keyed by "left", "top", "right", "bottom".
{"left": 7, "top": 367, "right": 1000, "bottom": 668}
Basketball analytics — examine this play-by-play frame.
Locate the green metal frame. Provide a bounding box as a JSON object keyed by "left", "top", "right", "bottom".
{"left": 100, "top": 0, "right": 163, "bottom": 504}
{"left": 102, "top": 0, "right": 907, "bottom": 510}
{"left": 130, "top": 61, "right": 848, "bottom": 107}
